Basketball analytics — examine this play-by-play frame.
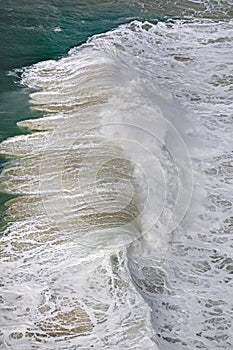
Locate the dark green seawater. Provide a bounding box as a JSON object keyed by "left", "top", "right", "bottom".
{"left": 0, "top": 0, "right": 188, "bottom": 224}
{"left": 0, "top": 0, "right": 143, "bottom": 225}
{"left": 1, "top": 1, "right": 233, "bottom": 349}
{"left": 0, "top": 1, "right": 135, "bottom": 142}
{"left": 1, "top": 0, "right": 231, "bottom": 141}
{"left": 2, "top": 0, "right": 231, "bottom": 138}
{"left": 1, "top": 0, "right": 232, "bottom": 141}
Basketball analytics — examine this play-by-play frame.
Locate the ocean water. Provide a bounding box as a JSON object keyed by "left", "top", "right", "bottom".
{"left": 0, "top": 1, "right": 233, "bottom": 349}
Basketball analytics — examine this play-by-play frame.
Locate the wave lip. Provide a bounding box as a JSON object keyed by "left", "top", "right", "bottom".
{"left": 0, "top": 34, "right": 164, "bottom": 349}
{"left": 0, "top": 19, "right": 202, "bottom": 349}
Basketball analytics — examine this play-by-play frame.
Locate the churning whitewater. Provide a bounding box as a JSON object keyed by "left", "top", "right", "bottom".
{"left": 0, "top": 15, "right": 233, "bottom": 350}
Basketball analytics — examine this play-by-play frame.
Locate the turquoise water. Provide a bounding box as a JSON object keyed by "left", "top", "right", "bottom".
{"left": 0, "top": 0, "right": 141, "bottom": 227}
{"left": 1, "top": 1, "right": 233, "bottom": 349}
{"left": 0, "top": 1, "right": 232, "bottom": 140}
{"left": 0, "top": 1, "right": 135, "bottom": 141}
{"left": 0, "top": 1, "right": 185, "bottom": 224}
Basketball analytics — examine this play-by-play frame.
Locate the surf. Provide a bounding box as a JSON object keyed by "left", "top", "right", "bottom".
{"left": 1, "top": 15, "right": 232, "bottom": 349}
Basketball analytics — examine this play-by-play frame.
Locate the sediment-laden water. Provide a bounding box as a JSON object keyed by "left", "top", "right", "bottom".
{"left": 0, "top": 1, "right": 233, "bottom": 349}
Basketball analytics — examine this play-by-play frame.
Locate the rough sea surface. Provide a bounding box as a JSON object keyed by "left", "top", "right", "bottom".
{"left": 0, "top": 1, "right": 233, "bottom": 349}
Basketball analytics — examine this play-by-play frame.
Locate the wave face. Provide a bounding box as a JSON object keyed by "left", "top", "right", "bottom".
{"left": 0, "top": 9, "right": 233, "bottom": 350}
{"left": 0, "top": 42, "right": 159, "bottom": 349}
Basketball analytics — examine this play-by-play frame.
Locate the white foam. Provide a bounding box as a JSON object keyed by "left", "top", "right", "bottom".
{"left": 1, "top": 17, "right": 233, "bottom": 349}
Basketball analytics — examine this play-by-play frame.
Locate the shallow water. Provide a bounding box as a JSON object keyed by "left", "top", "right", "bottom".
{"left": 0, "top": 1, "right": 233, "bottom": 349}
